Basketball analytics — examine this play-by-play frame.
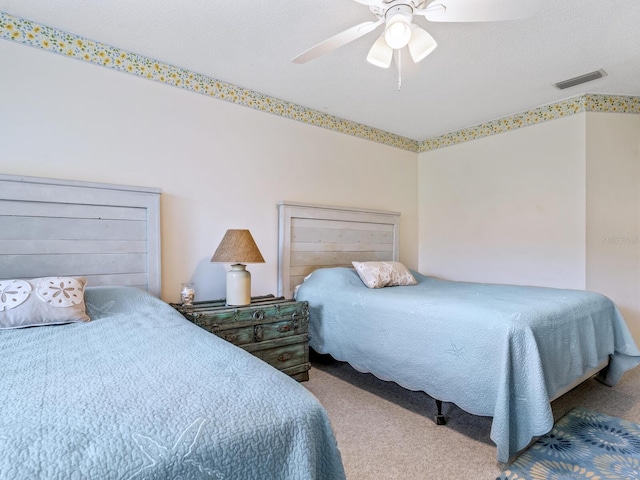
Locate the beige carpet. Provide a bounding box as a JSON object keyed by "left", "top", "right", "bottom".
{"left": 304, "top": 357, "right": 640, "bottom": 480}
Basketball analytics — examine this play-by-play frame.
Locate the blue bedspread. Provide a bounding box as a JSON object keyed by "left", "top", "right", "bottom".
{"left": 295, "top": 267, "right": 640, "bottom": 463}
{"left": 0, "top": 287, "right": 345, "bottom": 480}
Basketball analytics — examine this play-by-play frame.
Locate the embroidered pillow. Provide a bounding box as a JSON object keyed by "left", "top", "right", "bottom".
{"left": 0, "top": 277, "right": 90, "bottom": 329}
{"left": 352, "top": 261, "right": 418, "bottom": 289}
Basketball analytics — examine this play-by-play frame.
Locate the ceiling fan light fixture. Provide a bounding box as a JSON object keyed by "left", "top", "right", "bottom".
{"left": 408, "top": 25, "right": 437, "bottom": 63}
{"left": 367, "top": 34, "right": 393, "bottom": 68}
{"left": 384, "top": 12, "right": 413, "bottom": 49}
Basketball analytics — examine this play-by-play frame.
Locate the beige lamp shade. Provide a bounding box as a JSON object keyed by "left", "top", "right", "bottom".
{"left": 210, "top": 229, "right": 265, "bottom": 264}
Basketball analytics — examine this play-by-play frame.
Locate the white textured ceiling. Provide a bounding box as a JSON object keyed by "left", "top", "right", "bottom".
{"left": 1, "top": 0, "right": 639, "bottom": 141}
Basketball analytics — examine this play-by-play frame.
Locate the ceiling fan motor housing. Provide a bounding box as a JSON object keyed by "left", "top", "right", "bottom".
{"left": 384, "top": 3, "right": 414, "bottom": 19}
{"left": 369, "top": 0, "right": 428, "bottom": 18}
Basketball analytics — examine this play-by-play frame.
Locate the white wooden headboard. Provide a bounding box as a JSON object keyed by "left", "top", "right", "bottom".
{"left": 0, "top": 174, "right": 161, "bottom": 296}
{"left": 277, "top": 201, "right": 400, "bottom": 299}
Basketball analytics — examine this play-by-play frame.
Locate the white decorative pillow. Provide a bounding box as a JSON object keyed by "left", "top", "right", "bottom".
{"left": 0, "top": 277, "right": 90, "bottom": 329}
{"left": 352, "top": 261, "right": 418, "bottom": 289}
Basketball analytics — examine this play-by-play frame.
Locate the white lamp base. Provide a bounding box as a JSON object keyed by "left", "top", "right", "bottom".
{"left": 226, "top": 263, "right": 251, "bottom": 306}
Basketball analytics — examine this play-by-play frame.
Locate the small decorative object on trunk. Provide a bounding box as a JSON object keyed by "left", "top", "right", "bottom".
{"left": 180, "top": 283, "right": 195, "bottom": 306}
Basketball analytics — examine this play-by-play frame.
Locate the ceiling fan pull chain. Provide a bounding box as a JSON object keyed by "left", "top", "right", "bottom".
{"left": 397, "top": 49, "right": 402, "bottom": 91}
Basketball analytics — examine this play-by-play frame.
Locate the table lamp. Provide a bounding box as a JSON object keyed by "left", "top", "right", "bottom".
{"left": 210, "top": 229, "right": 265, "bottom": 306}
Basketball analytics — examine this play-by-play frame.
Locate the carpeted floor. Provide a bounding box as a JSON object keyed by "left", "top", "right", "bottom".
{"left": 303, "top": 357, "right": 640, "bottom": 480}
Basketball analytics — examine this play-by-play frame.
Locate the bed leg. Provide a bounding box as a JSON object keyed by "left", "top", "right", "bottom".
{"left": 435, "top": 399, "right": 447, "bottom": 425}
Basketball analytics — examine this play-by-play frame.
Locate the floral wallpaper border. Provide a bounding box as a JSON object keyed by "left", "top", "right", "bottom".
{"left": 0, "top": 11, "right": 418, "bottom": 152}
{"left": 1, "top": 11, "right": 639, "bottom": 154}
{"left": 419, "top": 94, "right": 640, "bottom": 152}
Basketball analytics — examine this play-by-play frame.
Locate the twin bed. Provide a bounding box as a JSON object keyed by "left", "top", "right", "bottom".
{"left": 0, "top": 175, "right": 345, "bottom": 479}
{"left": 277, "top": 201, "right": 640, "bottom": 464}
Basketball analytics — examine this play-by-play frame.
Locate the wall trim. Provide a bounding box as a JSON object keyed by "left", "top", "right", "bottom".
{"left": 2, "top": 11, "right": 639, "bottom": 154}
{"left": 418, "top": 94, "right": 640, "bottom": 152}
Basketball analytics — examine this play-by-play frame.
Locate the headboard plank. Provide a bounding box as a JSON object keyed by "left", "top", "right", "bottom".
{"left": 2, "top": 253, "right": 146, "bottom": 278}
{"left": 278, "top": 201, "right": 400, "bottom": 299}
{"left": 292, "top": 225, "right": 394, "bottom": 244}
{"left": 291, "top": 251, "right": 392, "bottom": 267}
{"left": 0, "top": 216, "right": 146, "bottom": 240}
{"left": 292, "top": 217, "right": 395, "bottom": 232}
{"left": 292, "top": 242, "right": 393, "bottom": 253}
{"left": 0, "top": 199, "right": 146, "bottom": 220}
{"left": 0, "top": 240, "right": 147, "bottom": 255}
{"left": 0, "top": 174, "right": 161, "bottom": 296}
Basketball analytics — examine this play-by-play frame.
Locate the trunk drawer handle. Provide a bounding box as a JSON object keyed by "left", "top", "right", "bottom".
{"left": 254, "top": 325, "right": 264, "bottom": 342}
{"left": 277, "top": 352, "right": 294, "bottom": 362}
{"left": 277, "top": 322, "right": 295, "bottom": 333}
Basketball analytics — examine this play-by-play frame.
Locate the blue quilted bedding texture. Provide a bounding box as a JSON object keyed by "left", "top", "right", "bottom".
{"left": 296, "top": 267, "right": 640, "bottom": 463}
{"left": 0, "top": 286, "right": 345, "bottom": 480}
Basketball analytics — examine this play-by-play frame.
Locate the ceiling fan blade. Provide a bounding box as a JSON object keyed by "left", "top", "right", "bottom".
{"left": 352, "top": 0, "right": 384, "bottom": 6}
{"left": 292, "top": 20, "right": 383, "bottom": 64}
{"left": 420, "top": 0, "right": 542, "bottom": 22}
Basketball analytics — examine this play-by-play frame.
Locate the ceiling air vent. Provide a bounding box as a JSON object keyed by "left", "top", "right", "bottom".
{"left": 554, "top": 69, "right": 607, "bottom": 90}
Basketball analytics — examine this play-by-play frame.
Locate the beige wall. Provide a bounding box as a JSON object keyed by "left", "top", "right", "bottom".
{"left": 0, "top": 40, "right": 419, "bottom": 302}
{"left": 418, "top": 114, "right": 587, "bottom": 289}
{"left": 586, "top": 112, "right": 640, "bottom": 341}
{"left": 418, "top": 111, "right": 640, "bottom": 342}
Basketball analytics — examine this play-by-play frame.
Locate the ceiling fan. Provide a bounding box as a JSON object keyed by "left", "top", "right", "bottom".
{"left": 292, "top": 0, "right": 542, "bottom": 69}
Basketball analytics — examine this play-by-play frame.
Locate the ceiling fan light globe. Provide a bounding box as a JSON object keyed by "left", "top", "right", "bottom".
{"left": 367, "top": 35, "right": 393, "bottom": 68}
{"left": 384, "top": 15, "right": 412, "bottom": 49}
{"left": 408, "top": 26, "right": 437, "bottom": 63}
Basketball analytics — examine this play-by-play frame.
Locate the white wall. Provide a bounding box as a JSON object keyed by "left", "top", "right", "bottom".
{"left": 418, "top": 111, "right": 640, "bottom": 342}
{"left": 586, "top": 112, "right": 640, "bottom": 341}
{"left": 0, "top": 40, "right": 419, "bottom": 302}
{"left": 418, "top": 114, "right": 587, "bottom": 289}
